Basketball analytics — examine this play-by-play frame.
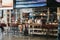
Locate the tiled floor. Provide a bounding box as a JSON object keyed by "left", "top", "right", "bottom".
{"left": 0, "top": 32, "right": 57, "bottom": 40}
{"left": 0, "top": 27, "right": 58, "bottom": 40}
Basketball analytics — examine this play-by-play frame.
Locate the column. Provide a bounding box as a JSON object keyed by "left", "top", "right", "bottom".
{"left": 9, "top": 10, "right": 11, "bottom": 26}
{"left": 47, "top": 8, "right": 50, "bottom": 23}
{"left": 57, "top": 7, "right": 60, "bottom": 21}
{"left": 20, "top": 9, "right": 23, "bottom": 23}
{"left": 15, "top": 9, "right": 17, "bottom": 21}
{"left": 3, "top": 10, "right": 7, "bottom": 26}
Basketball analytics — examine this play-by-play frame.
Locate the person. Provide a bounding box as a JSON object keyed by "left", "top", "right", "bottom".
{"left": 19, "top": 24, "right": 23, "bottom": 33}
{"left": 28, "top": 19, "right": 33, "bottom": 24}
{"left": 36, "top": 18, "right": 42, "bottom": 25}
{"left": 0, "top": 17, "right": 5, "bottom": 40}
{"left": 0, "top": 24, "right": 4, "bottom": 33}
{"left": 24, "top": 23, "right": 28, "bottom": 36}
{"left": 0, "top": 17, "right": 4, "bottom": 33}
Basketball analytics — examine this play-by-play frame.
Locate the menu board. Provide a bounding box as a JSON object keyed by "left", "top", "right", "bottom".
{"left": 0, "top": 0, "right": 13, "bottom": 10}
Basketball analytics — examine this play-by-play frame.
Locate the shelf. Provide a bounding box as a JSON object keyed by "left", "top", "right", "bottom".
{"left": 29, "top": 31, "right": 46, "bottom": 35}
{"left": 28, "top": 25, "right": 58, "bottom": 36}
{"left": 29, "top": 28, "right": 47, "bottom": 31}
{"left": 32, "top": 32, "right": 43, "bottom": 35}
{"left": 28, "top": 8, "right": 58, "bottom": 36}
{"left": 33, "top": 32, "right": 46, "bottom": 35}
{"left": 29, "top": 28, "right": 42, "bottom": 30}
{"left": 49, "top": 29, "right": 58, "bottom": 31}
{"left": 48, "top": 33, "right": 58, "bottom": 36}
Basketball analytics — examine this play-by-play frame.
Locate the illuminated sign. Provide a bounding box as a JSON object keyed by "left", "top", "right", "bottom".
{"left": 0, "top": 0, "right": 13, "bottom": 10}
{"left": 15, "top": 0, "right": 46, "bottom": 8}
{"left": 16, "top": 0, "right": 46, "bottom": 2}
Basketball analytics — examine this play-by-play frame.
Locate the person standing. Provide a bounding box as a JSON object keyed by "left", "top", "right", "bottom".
{"left": 0, "top": 17, "right": 4, "bottom": 33}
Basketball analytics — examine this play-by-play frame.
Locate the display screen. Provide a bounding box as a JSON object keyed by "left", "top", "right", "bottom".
{"left": 17, "top": 0, "right": 46, "bottom": 2}
{"left": 0, "top": 0, "right": 13, "bottom": 10}
{"left": 15, "top": 0, "right": 46, "bottom": 8}
{"left": 56, "top": 0, "right": 60, "bottom": 3}
{"left": 16, "top": 0, "right": 46, "bottom": 3}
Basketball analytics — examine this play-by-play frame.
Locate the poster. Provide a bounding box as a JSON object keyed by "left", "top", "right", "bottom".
{"left": 0, "top": 0, "right": 13, "bottom": 10}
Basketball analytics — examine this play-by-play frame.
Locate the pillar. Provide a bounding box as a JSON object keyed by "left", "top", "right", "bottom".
{"left": 57, "top": 7, "right": 60, "bottom": 22}
{"left": 3, "top": 10, "right": 7, "bottom": 25}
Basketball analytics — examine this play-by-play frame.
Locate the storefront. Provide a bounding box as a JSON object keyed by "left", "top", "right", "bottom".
{"left": 0, "top": 0, "right": 58, "bottom": 38}
{"left": 4, "top": 0, "right": 57, "bottom": 37}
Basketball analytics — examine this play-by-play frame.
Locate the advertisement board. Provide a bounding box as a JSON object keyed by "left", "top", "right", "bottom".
{"left": 0, "top": 0, "right": 13, "bottom": 10}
